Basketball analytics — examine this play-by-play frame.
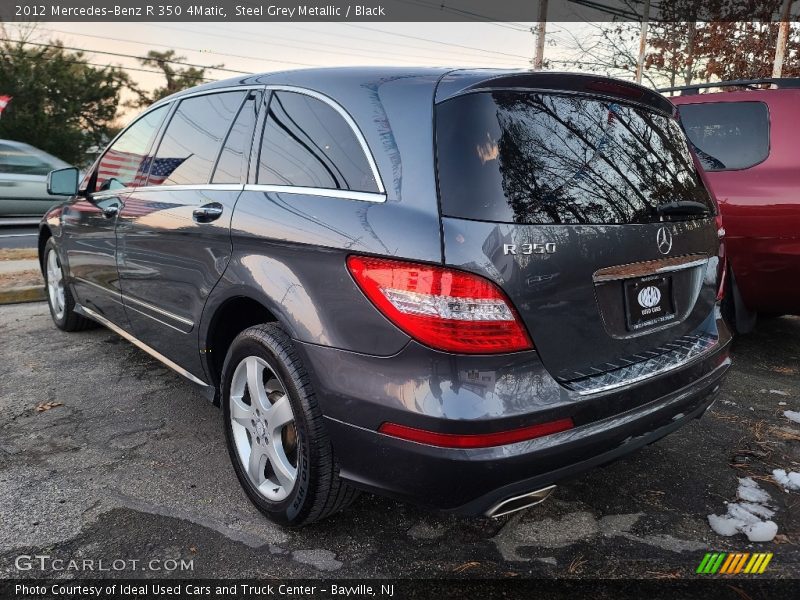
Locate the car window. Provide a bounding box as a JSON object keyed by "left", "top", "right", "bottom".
{"left": 436, "top": 91, "right": 715, "bottom": 225}
{"left": 95, "top": 105, "right": 168, "bottom": 192}
{"left": 257, "top": 91, "right": 379, "bottom": 193}
{"left": 0, "top": 143, "right": 58, "bottom": 176}
{"left": 678, "top": 101, "right": 770, "bottom": 171}
{"left": 147, "top": 91, "right": 246, "bottom": 187}
{"left": 212, "top": 90, "right": 262, "bottom": 184}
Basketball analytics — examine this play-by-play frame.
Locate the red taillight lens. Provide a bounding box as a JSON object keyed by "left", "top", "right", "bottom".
{"left": 378, "top": 419, "right": 574, "bottom": 448}
{"left": 346, "top": 255, "right": 533, "bottom": 354}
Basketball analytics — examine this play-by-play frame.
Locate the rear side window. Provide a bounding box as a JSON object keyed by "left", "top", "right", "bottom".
{"left": 678, "top": 101, "right": 769, "bottom": 171}
{"left": 257, "top": 91, "right": 379, "bottom": 193}
{"left": 436, "top": 91, "right": 715, "bottom": 225}
{"left": 147, "top": 91, "right": 246, "bottom": 186}
{"left": 212, "top": 91, "right": 262, "bottom": 184}
{"left": 95, "top": 105, "right": 168, "bottom": 191}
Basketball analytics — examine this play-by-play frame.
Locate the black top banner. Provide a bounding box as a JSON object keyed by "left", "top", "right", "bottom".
{"left": 2, "top": 0, "right": 799, "bottom": 23}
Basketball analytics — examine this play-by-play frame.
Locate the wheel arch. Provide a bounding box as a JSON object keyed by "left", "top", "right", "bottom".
{"left": 37, "top": 225, "right": 53, "bottom": 275}
{"left": 200, "top": 290, "right": 290, "bottom": 397}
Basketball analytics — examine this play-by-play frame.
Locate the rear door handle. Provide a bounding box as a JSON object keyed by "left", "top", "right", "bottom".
{"left": 192, "top": 202, "right": 224, "bottom": 223}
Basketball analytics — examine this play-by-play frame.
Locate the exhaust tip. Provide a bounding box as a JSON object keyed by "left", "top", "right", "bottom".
{"left": 485, "top": 484, "right": 556, "bottom": 518}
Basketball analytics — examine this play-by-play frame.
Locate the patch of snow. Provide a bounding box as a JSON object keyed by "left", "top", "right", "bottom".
{"left": 769, "top": 390, "right": 789, "bottom": 396}
{"left": 741, "top": 521, "right": 778, "bottom": 542}
{"left": 708, "top": 478, "right": 777, "bottom": 542}
{"left": 721, "top": 400, "right": 737, "bottom": 406}
{"left": 783, "top": 410, "right": 800, "bottom": 424}
{"left": 779, "top": 401, "right": 787, "bottom": 406}
{"left": 737, "top": 478, "right": 772, "bottom": 504}
{"left": 773, "top": 469, "right": 800, "bottom": 491}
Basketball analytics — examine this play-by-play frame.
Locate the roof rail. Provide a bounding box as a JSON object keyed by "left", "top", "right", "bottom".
{"left": 658, "top": 78, "right": 800, "bottom": 96}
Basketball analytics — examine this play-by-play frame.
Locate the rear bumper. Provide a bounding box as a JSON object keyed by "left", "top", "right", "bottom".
{"left": 296, "top": 316, "right": 732, "bottom": 515}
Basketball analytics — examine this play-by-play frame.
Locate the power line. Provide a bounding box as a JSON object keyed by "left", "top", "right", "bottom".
{"left": 394, "top": 0, "right": 533, "bottom": 31}
{"left": 341, "top": 24, "right": 531, "bottom": 59}
{"left": 281, "top": 22, "right": 528, "bottom": 62}
{"left": 0, "top": 49, "right": 214, "bottom": 79}
{"left": 0, "top": 38, "right": 248, "bottom": 75}
{"left": 152, "top": 23, "right": 530, "bottom": 66}
{"left": 39, "top": 27, "right": 317, "bottom": 68}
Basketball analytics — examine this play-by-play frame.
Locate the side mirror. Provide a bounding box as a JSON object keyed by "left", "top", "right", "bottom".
{"left": 47, "top": 167, "right": 79, "bottom": 196}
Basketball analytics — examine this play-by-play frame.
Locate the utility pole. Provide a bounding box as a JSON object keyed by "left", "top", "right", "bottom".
{"left": 634, "top": 0, "right": 651, "bottom": 83}
{"left": 533, "top": 0, "right": 548, "bottom": 70}
{"left": 772, "top": 0, "right": 794, "bottom": 78}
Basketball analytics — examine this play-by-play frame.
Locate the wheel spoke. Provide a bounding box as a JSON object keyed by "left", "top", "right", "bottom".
{"left": 268, "top": 444, "right": 297, "bottom": 489}
{"left": 268, "top": 394, "right": 294, "bottom": 432}
{"left": 248, "top": 445, "right": 266, "bottom": 484}
{"left": 230, "top": 396, "right": 254, "bottom": 430}
{"left": 246, "top": 357, "right": 268, "bottom": 411}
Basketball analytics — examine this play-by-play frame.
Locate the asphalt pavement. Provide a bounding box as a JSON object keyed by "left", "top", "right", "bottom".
{"left": 0, "top": 225, "right": 38, "bottom": 250}
{"left": 1, "top": 302, "right": 798, "bottom": 579}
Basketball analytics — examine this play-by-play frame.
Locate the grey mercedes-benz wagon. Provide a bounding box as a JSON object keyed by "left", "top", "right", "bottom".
{"left": 40, "top": 68, "right": 731, "bottom": 525}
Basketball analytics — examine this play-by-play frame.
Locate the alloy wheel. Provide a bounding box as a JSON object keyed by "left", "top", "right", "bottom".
{"left": 46, "top": 249, "right": 66, "bottom": 321}
{"left": 229, "top": 355, "right": 299, "bottom": 502}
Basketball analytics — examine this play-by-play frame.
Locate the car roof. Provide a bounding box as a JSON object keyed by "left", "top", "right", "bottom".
{"left": 156, "top": 66, "right": 672, "bottom": 113}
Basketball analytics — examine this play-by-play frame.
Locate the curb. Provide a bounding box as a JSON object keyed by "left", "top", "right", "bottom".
{"left": 0, "top": 286, "right": 46, "bottom": 305}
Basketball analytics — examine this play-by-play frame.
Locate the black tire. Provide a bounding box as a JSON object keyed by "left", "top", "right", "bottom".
{"left": 221, "top": 323, "right": 358, "bottom": 526}
{"left": 42, "top": 238, "right": 95, "bottom": 332}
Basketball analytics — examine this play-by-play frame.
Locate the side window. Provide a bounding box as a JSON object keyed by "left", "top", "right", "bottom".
{"left": 212, "top": 90, "right": 262, "bottom": 184}
{"left": 678, "top": 101, "right": 770, "bottom": 171}
{"left": 257, "top": 91, "right": 379, "bottom": 193}
{"left": 95, "top": 105, "right": 168, "bottom": 192}
{"left": 0, "top": 143, "right": 59, "bottom": 175}
{"left": 147, "top": 91, "right": 246, "bottom": 186}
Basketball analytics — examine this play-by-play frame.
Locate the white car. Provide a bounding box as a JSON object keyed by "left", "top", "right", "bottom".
{"left": 0, "top": 139, "right": 70, "bottom": 217}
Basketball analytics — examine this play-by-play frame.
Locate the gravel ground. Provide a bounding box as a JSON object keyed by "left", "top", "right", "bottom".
{"left": 0, "top": 302, "right": 798, "bottom": 579}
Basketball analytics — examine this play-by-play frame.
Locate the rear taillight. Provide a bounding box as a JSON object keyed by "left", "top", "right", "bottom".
{"left": 346, "top": 255, "right": 533, "bottom": 354}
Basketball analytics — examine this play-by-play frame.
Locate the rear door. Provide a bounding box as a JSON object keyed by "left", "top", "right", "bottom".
{"left": 436, "top": 86, "right": 721, "bottom": 383}
{"left": 117, "top": 88, "right": 261, "bottom": 379}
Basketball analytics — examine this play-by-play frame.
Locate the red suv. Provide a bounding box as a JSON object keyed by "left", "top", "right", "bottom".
{"left": 665, "top": 79, "right": 800, "bottom": 332}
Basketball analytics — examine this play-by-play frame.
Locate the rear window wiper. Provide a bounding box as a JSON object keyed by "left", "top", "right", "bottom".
{"left": 657, "top": 201, "right": 711, "bottom": 219}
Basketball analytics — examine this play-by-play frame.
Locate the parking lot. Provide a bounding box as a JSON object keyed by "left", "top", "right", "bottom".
{"left": 1, "top": 301, "right": 798, "bottom": 579}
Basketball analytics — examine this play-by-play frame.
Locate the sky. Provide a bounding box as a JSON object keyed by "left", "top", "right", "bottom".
{"left": 9, "top": 21, "right": 599, "bottom": 118}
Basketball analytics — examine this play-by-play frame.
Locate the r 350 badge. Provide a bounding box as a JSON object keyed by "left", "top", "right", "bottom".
{"left": 503, "top": 243, "right": 557, "bottom": 255}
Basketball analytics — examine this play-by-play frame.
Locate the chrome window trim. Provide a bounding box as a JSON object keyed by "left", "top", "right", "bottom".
{"left": 261, "top": 84, "right": 387, "bottom": 196}
{"left": 244, "top": 184, "right": 385, "bottom": 203}
{"left": 130, "top": 183, "right": 245, "bottom": 194}
{"left": 150, "top": 85, "right": 265, "bottom": 110}
{"left": 76, "top": 304, "right": 209, "bottom": 387}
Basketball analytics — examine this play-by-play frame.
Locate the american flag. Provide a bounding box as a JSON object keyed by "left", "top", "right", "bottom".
{"left": 0, "top": 95, "right": 12, "bottom": 118}
{"left": 97, "top": 150, "right": 187, "bottom": 190}
{"left": 97, "top": 148, "right": 148, "bottom": 190}
{"left": 138, "top": 155, "right": 189, "bottom": 186}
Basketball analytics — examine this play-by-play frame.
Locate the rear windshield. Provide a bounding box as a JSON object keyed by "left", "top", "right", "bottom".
{"left": 436, "top": 91, "right": 715, "bottom": 225}
{"left": 678, "top": 101, "right": 769, "bottom": 171}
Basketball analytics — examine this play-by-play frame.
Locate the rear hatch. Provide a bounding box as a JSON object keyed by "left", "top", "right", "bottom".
{"left": 435, "top": 74, "right": 721, "bottom": 383}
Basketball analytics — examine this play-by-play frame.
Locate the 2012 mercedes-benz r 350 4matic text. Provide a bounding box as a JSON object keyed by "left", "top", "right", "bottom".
{"left": 40, "top": 69, "right": 731, "bottom": 525}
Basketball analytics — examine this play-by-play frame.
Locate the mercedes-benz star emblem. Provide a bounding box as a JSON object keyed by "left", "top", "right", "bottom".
{"left": 656, "top": 226, "right": 673, "bottom": 255}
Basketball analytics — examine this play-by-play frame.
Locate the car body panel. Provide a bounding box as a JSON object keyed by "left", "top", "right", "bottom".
{"left": 38, "top": 67, "right": 731, "bottom": 516}
{"left": 671, "top": 89, "right": 800, "bottom": 314}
